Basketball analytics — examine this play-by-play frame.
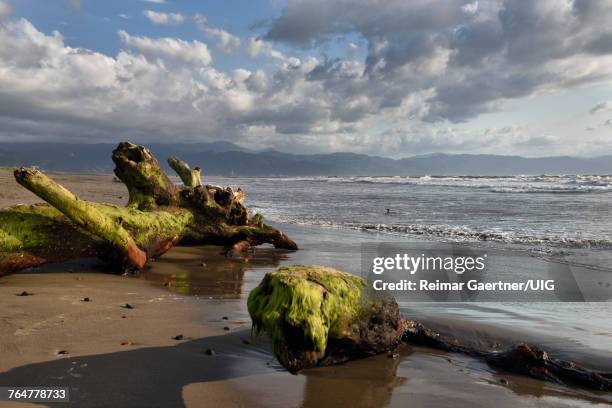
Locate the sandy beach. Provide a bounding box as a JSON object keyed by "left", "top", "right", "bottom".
{"left": 1, "top": 171, "right": 611, "bottom": 407}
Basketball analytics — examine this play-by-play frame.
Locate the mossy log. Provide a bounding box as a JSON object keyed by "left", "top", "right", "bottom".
{"left": 247, "top": 265, "right": 405, "bottom": 372}
{"left": 0, "top": 142, "right": 297, "bottom": 275}
{"left": 249, "top": 266, "right": 612, "bottom": 391}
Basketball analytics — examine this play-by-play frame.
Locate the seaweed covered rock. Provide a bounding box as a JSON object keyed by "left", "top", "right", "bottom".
{"left": 247, "top": 265, "right": 404, "bottom": 372}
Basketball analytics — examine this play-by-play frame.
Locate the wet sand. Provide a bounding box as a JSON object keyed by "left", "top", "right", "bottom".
{"left": 0, "top": 271, "right": 262, "bottom": 407}
{"left": 0, "top": 169, "right": 129, "bottom": 208}
{"left": 1, "top": 170, "right": 612, "bottom": 407}
{"left": 2, "top": 249, "right": 611, "bottom": 408}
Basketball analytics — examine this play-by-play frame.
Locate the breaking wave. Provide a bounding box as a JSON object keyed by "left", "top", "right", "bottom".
{"left": 266, "top": 175, "right": 612, "bottom": 193}
{"left": 276, "top": 217, "right": 612, "bottom": 249}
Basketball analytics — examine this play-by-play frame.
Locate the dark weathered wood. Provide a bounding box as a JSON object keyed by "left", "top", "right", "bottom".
{"left": 405, "top": 318, "right": 612, "bottom": 391}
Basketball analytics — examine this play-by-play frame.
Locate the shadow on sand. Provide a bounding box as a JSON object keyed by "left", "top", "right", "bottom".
{"left": 2, "top": 329, "right": 610, "bottom": 408}
{"left": 0, "top": 328, "right": 412, "bottom": 408}
{"left": 0, "top": 330, "right": 275, "bottom": 408}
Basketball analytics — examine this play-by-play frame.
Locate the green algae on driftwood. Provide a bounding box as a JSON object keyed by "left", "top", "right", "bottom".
{"left": 0, "top": 142, "right": 297, "bottom": 275}
{"left": 249, "top": 265, "right": 612, "bottom": 391}
{"left": 248, "top": 265, "right": 404, "bottom": 372}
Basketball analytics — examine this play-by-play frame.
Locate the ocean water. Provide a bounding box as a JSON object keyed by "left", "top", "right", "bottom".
{"left": 210, "top": 174, "right": 612, "bottom": 270}
{"left": 200, "top": 174, "right": 612, "bottom": 358}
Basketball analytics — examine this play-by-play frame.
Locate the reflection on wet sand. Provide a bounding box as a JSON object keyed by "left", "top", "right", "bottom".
{"left": 300, "top": 345, "right": 408, "bottom": 407}
{"left": 387, "top": 346, "right": 612, "bottom": 408}
{"left": 293, "top": 343, "right": 612, "bottom": 408}
{"left": 141, "top": 246, "right": 291, "bottom": 297}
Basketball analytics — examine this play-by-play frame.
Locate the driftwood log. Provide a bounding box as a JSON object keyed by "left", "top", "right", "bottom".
{"left": 0, "top": 142, "right": 297, "bottom": 275}
{"left": 249, "top": 266, "right": 612, "bottom": 391}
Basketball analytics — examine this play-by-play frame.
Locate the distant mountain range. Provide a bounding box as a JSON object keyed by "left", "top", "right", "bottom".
{"left": 1, "top": 142, "right": 611, "bottom": 176}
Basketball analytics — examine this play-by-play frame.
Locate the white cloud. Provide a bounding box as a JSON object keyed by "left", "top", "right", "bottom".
{"left": 194, "top": 14, "right": 240, "bottom": 54}
{"left": 143, "top": 10, "right": 185, "bottom": 25}
{"left": 1, "top": 7, "right": 612, "bottom": 157}
{"left": 0, "top": 19, "right": 336, "bottom": 148}
{"left": 590, "top": 101, "right": 612, "bottom": 114}
{"left": 246, "top": 37, "right": 285, "bottom": 60}
{"left": 265, "top": 0, "right": 612, "bottom": 123}
{"left": 119, "top": 14, "right": 130, "bottom": 20}
{"left": 0, "top": 19, "right": 274, "bottom": 144}
{"left": 461, "top": 1, "right": 479, "bottom": 15}
{"left": 118, "top": 30, "right": 211, "bottom": 65}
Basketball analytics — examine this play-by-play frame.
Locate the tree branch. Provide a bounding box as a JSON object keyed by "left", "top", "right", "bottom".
{"left": 14, "top": 168, "right": 147, "bottom": 269}
{"left": 168, "top": 157, "right": 202, "bottom": 187}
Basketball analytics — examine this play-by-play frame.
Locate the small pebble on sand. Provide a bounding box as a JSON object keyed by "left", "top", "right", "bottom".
{"left": 173, "top": 334, "right": 184, "bottom": 340}
{"left": 387, "top": 352, "right": 399, "bottom": 359}
{"left": 16, "top": 291, "right": 33, "bottom": 296}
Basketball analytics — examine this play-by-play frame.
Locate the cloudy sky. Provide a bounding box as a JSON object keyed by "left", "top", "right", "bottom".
{"left": 1, "top": 0, "right": 612, "bottom": 157}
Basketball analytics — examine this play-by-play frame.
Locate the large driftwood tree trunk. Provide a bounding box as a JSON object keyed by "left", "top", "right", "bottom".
{"left": 0, "top": 142, "right": 297, "bottom": 275}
